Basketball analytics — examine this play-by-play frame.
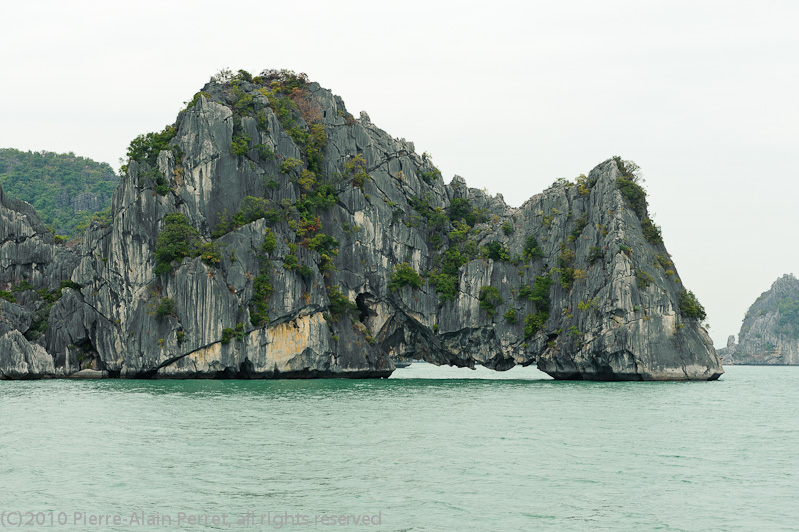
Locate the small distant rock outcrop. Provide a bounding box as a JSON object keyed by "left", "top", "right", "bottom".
{"left": 0, "top": 69, "right": 723, "bottom": 381}
{"left": 69, "top": 192, "right": 104, "bottom": 214}
{"left": 720, "top": 274, "right": 799, "bottom": 365}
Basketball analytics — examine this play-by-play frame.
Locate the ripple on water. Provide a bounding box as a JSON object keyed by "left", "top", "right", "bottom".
{"left": 0, "top": 366, "right": 798, "bottom": 531}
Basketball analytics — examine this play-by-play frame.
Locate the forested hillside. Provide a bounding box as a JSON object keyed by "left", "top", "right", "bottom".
{"left": 0, "top": 149, "right": 117, "bottom": 236}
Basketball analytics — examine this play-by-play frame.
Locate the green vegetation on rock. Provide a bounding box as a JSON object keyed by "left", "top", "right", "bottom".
{"left": 327, "top": 286, "right": 357, "bottom": 317}
{"left": 124, "top": 125, "right": 179, "bottom": 171}
{"left": 0, "top": 148, "right": 118, "bottom": 237}
{"left": 389, "top": 263, "right": 423, "bottom": 291}
{"left": 556, "top": 245, "right": 576, "bottom": 290}
{"left": 504, "top": 308, "right": 517, "bottom": 324}
{"left": 343, "top": 154, "right": 369, "bottom": 189}
{"left": 522, "top": 235, "right": 544, "bottom": 260}
{"left": 154, "top": 213, "right": 219, "bottom": 275}
{"left": 568, "top": 215, "right": 588, "bottom": 242}
{"left": 587, "top": 246, "right": 603, "bottom": 264}
{"left": 641, "top": 217, "right": 662, "bottom": 245}
{"left": 482, "top": 242, "right": 510, "bottom": 262}
{"left": 679, "top": 289, "right": 706, "bottom": 320}
{"left": 478, "top": 286, "right": 502, "bottom": 318}
{"left": 448, "top": 198, "right": 485, "bottom": 227}
{"left": 282, "top": 244, "right": 314, "bottom": 279}
{"left": 249, "top": 271, "right": 273, "bottom": 326}
{"left": 0, "top": 291, "right": 16, "bottom": 303}
{"left": 155, "top": 298, "right": 176, "bottom": 319}
{"left": 777, "top": 298, "right": 799, "bottom": 337}
{"left": 614, "top": 156, "right": 647, "bottom": 219}
{"left": 520, "top": 274, "right": 552, "bottom": 338}
{"left": 636, "top": 269, "right": 654, "bottom": 289}
{"left": 221, "top": 322, "right": 246, "bottom": 344}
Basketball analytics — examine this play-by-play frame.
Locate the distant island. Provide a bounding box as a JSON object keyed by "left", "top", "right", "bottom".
{"left": 719, "top": 274, "right": 799, "bottom": 365}
{"left": 0, "top": 148, "right": 118, "bottom": 237}
{"left": 0, "top": 68, "right": 722, "bottom": 381}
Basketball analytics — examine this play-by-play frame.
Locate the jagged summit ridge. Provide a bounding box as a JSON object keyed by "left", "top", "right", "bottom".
{"left": 0, "top": 69, "right": 722, "bottom": 380}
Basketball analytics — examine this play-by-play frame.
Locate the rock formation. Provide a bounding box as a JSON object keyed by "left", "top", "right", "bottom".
{"left": 0, "top": 69, "right": 723, "bottom": 381}
{"left": 0, "top": 330, "right": 57, "bottom": 379}
{"left": 719, "top": 274, "right": 799, "bottom": 365}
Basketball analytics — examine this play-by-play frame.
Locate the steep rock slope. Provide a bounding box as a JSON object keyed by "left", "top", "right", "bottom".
{"left": 1, "top": 69, "right": 722, "bottom": 380}
{"left": 719, "top": 274, "right": 799, "bottom": 365}
{"left": 0, "top": 181, "right": 80, "bottom": 378}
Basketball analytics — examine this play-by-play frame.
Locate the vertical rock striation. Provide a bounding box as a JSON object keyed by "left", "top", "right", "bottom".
{"left": 0, "top": 69, "right": 722, "bottom": 380}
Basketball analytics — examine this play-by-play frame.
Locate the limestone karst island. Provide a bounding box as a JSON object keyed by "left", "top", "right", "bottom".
{"left": 0, "top": 69, "right": 723, "bottom": 381}
{"left": 720, "top": 274, "right": 799, "bottom": 365}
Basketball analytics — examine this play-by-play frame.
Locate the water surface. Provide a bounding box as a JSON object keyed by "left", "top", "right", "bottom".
{"left": 1, "top": 365, "right": 797, "bottom": 531}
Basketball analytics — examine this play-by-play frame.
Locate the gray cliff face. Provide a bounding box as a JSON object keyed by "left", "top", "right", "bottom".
{"left": 0, "top": 330, "right": 56, "bottom": 379}
{"left": 0, "top": 182, "right": 79, "bottom": 290}
{"left": 720, "top": 274, "right": 799, "bottom": 365}
{"left": 0, "top": 71, "right": 722, "bottom": 380}
{"left": 0, "top": 183, "right": 77, "bottom": 373}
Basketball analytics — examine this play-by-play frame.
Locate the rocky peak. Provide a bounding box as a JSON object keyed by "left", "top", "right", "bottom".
{"left": 1, "top": 68, "right": 723, "bottom": 381}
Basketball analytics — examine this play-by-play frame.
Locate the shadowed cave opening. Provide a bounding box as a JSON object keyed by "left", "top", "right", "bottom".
{"left": 356, "top": 293, "right": 376, "bottom": 323}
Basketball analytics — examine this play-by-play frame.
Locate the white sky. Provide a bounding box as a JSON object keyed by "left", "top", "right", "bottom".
{"left": 1, "top": 0, "right": 797, "bottom": 347}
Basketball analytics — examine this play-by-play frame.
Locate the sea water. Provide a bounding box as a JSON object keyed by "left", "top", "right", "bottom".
{"left": 1, "top": 365, "right": 797, "bottom": 531}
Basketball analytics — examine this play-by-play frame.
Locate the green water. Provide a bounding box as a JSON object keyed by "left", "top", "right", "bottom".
{"left": 1, "top": 365, "right": 797, "bottom": 531}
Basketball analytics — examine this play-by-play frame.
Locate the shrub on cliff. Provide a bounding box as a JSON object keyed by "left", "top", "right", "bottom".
{"left": 221, "top": 323, "right": 246, "bottom": 344}
{"left": 679, "top": 290, "right": 706, "bottom": 320}
{"left": 308, "top": 234, "right": 339, "bottom": 256}
{"left": 524, "top": 312, "right": 547, "bottom": 339}
{"left": 249, "top": 272, "right": 273, "bottom": 326}
{"left": 522, "top": 235, "right": 544, "bottom": 260}
{"left": 409, "top": 194, "right": 448, "bottom": 230}
{"left": 428, "top": 272, "right": 458, "bottom": 302}
{"left": 641, "top": 217, "right": 663, "bottom": 245}
{"left": 504, "top": 308, "right": 517, "bottom": 324}
{"left": 420, "top": 168, "right": 442, "bottom": 184}
{"left": 614, "top": 156, "right": 647, "bottom": 219}
{"left": 155, "top": 214, "right": 220, "bottom": 274}
{"left": 518, "top": 275, "right": 552, "bottom": 308}
{"left": 0, "top": 291, "right": 16, "bottom": 303}
{"left": 124, "top": 125, "right": 178, "bottom": 171}
{"left": 568, "top": 215, "right": 588, "bottom": 242}
{"left": 636, "top": 269, "right": 655, "bottom": 289}
{"left": 154, "top": 214, "right": 200, "bottom": 275}
{"left": 327, "top": 286, "right": 357, "bottom": 317}
{"left": 230, "top": 133, "right": 250, "bottom": 156}
{"left": 155, "top": 298, "right": 176, "bottom": 319}
{"left": 388, "top": 263, "right": 423, "bottom": 291}
{"left": 479, "top": 286, "right": 502, "bottom": 318}
{"left": 448, "top": 198, "right": 485, "bottom": 227}
{"left": 343, "top": 154, "right": 369, "bottom": 189}
{"left": 482, "top": 242, "right": 510, "bottom": 262}
{"left": 556, "top": 246, "right": 576, "bottom": 290}
{"left": 520, "top": 275, "right": 552, "bottom": 338}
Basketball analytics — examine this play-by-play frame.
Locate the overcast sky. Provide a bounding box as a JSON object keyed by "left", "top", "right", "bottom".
{"left": 1, "top": 0, "right": 797, "bottom": 347}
